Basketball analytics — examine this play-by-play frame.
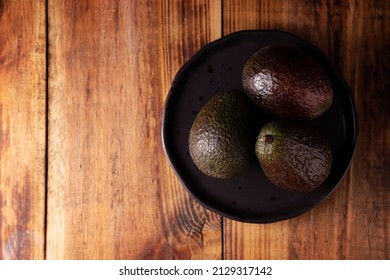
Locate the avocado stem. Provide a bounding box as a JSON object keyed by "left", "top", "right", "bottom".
{"left": 264, "top": 134, "right": 274, "bottom": 144}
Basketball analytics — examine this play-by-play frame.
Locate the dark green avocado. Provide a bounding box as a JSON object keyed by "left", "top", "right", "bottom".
{"left": 255, "top": 120, "right": 332, "bottom": 192}
{"left": 189, "top": 90, "right": 256, "bottom": 179}
{"left": 242, "top": 45, "right": 334, "bottom": 120}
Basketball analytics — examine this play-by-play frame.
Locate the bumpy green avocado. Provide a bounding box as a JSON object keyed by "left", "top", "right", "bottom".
{"left": 255, "top": 120, "right": 332, "bottom": 192}
{"left": 242, "top": 45, "right": 333, "bottom": 120}
{"left": 189, "top": 90, "right": 256, "bottom": 179}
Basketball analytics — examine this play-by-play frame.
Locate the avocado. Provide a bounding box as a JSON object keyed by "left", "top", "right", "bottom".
{"left": 189, "top": 90, "right": 256, "bottom": 179}
{"left": 242, "top": 45, "right": 333, "bottom": 120}
{"left": 255, "top": 120, "right": 332, "bottom": 192}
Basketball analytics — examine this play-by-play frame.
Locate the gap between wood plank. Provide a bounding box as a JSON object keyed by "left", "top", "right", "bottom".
{"left": 44, "top": 0, "right": 49, "bottom": 260}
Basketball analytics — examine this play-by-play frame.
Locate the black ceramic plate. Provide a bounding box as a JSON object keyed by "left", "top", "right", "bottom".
{"left": 162, "top": 30, "right": 357, "bottom": 223}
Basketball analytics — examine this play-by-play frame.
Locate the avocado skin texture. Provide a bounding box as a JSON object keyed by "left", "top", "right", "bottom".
{"left": 189, "top": 90, "right": 256, "bottom": 179}
{"left": 242, "top": 45, "right": 333, "bottom": 120}
{"left": 255, "top": 120, "right": 332, "bottom": 192}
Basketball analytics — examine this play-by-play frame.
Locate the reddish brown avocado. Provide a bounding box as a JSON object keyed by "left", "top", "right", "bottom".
{"left": 255, "top": 120, "right": 332, "bottom": 192}
{"left": 189, "top": 90, "right": 256, "bottom": 179}
{"left": 242, "top": 45, "right": 334, "bottom": 120}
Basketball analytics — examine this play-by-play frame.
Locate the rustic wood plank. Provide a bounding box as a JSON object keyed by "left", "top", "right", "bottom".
{"left": 0, "top": 0, "right": 46, "bottom": 259}
{"left": 47, "top": 0, "right": 222, "bottom": 259}
{"left": 343, "top": 0, "right": 390, "bottom": 259}
{"left": 223, "top": 0, "right": 389, "bottom": 259}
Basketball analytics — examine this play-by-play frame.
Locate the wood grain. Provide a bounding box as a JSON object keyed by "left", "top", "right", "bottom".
{"left": 1, "top": 0, "right": 388, "bottom": 260}
{"left": 46, "top": 0, "right": 222, "bottom": 259}
{"left": 0, "top": 0, "right": 46, "bottom": 259}
{"left": 343, "top": 0, "right": 390, "bottom": 259}
{"left": 223, "top": 0, "right": 389, "bottom": 259}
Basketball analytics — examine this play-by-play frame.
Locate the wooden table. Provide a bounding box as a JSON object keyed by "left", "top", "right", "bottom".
{"left": 0, "top": 0, "right": 389, "bottom": 260}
